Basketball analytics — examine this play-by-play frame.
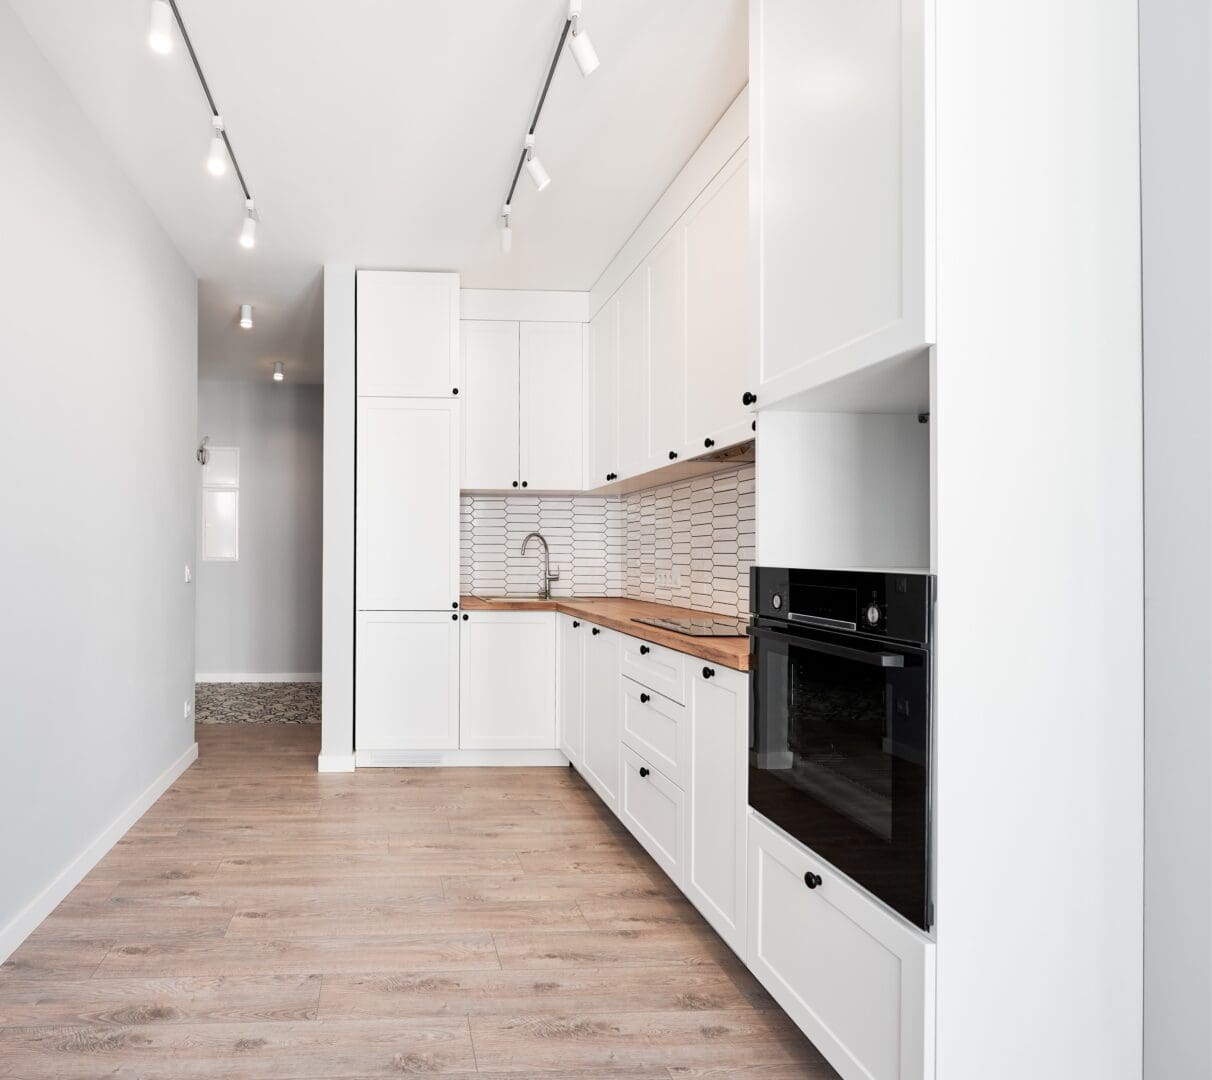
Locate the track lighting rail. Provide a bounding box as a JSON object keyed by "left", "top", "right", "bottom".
{"left": 503, "top": 18, "right": 572, "bottom": 210}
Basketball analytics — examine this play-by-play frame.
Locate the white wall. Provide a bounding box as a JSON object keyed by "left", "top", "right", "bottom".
{"left": 1140, "top": 1, "right": 1212, "bottom": 1075}
{"left": 196, "top": 379, "right": 323, "bottom": 679}
{"left": 0, "top": 3, "right": 197, "bottom": 957}
{"left": 932, "top": 3, "right": 1144, "bottom": 1077}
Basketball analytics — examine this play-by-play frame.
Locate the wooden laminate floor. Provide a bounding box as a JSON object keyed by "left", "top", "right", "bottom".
{"left": 0, "top": 723, "right": 839, "bottom": 1078}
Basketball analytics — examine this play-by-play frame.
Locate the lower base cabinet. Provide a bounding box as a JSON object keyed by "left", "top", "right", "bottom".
{"left": 355, "top": 611, "right": 460, "bottom": 751}
{"left": 581, "top": 625, "right": 621, "bottom": 809}
{"left": 619, "top": 744, "right": 685, "bottom": 885}
{"left": 685, "top": 664, "right": 748, "bottom": 956}
{"left": 459, "top": 611, "right": 557, "bottom": 749}
{"left": 747, "top": 811, "right": 935, "bottom": 1080}
{"left": 557, "top": 614, "right": 586, "bottom": 766}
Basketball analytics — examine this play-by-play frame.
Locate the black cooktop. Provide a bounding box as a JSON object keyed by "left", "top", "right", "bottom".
{"left": 631, "top": 615, "right": 749, "bottom": 638}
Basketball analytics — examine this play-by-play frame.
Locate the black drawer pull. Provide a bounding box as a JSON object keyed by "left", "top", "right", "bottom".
{"left": 668, "top": 450, "right": 678, "bottom": 460}
{"left": 742, "top": 391, "right": 756, "bottom": 406}
{"left": 704, "top": 437, "right": 715, "bottom": 448}
{"left": 591, "top": 627, "right": 600, "bottom": 636}
{"left": 572, "top": 620, "right": 580, "bottom": 628}
{"left": 462, "top": 613, "right": 468, "bottom": 620}
{"left": 451, "top": 613, "right": 458, "bottom": 621}
{"left": 639, "top": 693, "right": 650, "bottom": 704}
{"left": 804, "top": 871, "right": 822, "bottom": 890}
{"left": 702, "top": 666, "right": 715, "bottom": 679}
{"left": 639, "top": 767, "right": 650, "bottom": 778}
{"left": 452, "top": 602, "right": 459, "bottom": 609}
{"left": 639, "top": 644, "right": 650, "bottom": 655}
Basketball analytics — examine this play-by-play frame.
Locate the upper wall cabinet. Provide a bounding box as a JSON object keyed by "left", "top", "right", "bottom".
{"left": 356, "top": 271, "right": 460, "bottom": 397}
{"left": 752, "top": 0, "right": 933, "bottom": 407}
{"left": 616, "top": 269, "right": 651, "bottom": 481}
{"left": 461, "top": 319, "right": 584, "bottom": 492}
{"left": 646, "top": 227, "right": 688, "bottom": 471}
{"left": 589, "top": 301, "right": 619, "bottom": 486}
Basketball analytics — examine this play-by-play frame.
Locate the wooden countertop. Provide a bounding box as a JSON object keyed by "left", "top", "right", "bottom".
{"left": 460, "top": 595, "right": 752, "bottom": 672}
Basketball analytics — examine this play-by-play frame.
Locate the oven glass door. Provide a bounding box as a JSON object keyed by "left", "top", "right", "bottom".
{"left": 749, "top": 622, "right": 931, "bottom": 929}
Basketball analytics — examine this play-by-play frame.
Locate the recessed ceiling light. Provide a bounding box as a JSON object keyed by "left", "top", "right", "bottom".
{"left": 272, "top": 361, "right": 285, "bottom": 382}
{"left": 239, "top": 304, "right": 253, "bottom": 329}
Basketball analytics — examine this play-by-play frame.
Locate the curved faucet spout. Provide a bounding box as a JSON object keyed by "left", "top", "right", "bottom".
{"left": 520, "top": 531, "right": 559, "bottom": 600}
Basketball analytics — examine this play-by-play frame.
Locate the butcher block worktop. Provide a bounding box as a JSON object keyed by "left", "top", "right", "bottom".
{"left": 461, "top": 595, "right": 752, "bottom": 672}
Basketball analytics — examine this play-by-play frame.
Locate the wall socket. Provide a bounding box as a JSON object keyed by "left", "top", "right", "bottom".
{"left": 654, "top": 568, "right": 684, "bottom": 589}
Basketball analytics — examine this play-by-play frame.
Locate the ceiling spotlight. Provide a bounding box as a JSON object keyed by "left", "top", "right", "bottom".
{"left": 500, "top": 205, "right": 513, "bottom": 254}
{"left": 207, "top": 116, "right": 227, "bottom": 176}
{"left": 524, "top": 134, "right": 551, "bottom": 192}
{"left": 239, "top": 198, "right": 257, "bottom": 249}
{"left": 239, "top": 304, "right": 253, "bottom": 329}
{"left": 273, "top": 361, "right": 285, "bottom": 382}
{"left": 148, "top": 0, "right": 174, "bottom": 54}
{"left": 568, "top": 0, "right": 600, "bottom": 77}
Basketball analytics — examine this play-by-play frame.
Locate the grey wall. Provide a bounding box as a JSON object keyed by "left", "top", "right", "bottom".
{"left": 196, "top": 380, "right": 324, "bottom": 677}
{"left": 0, "top": 3, "right": 197, "bottom": 949}
{"left": 1141, "top": 1, "right": 1212, "bottom": 1075}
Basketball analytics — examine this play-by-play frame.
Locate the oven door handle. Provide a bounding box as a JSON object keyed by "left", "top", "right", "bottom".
{"left": 748, "top": 625, "right": 906, "bottom": 668}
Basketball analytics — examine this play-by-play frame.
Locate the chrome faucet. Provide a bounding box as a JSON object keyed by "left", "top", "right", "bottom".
{"left": 521, "top": 531, "right": 560, "bottom": 599}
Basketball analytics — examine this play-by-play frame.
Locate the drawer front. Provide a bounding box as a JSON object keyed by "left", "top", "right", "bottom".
{"left": 747, "top": 812, "right": 934, "bottom": 1080}
{"left": 620, "top": 635, "right": 687, "bottom": 704}
{"left": 619, "top": 745, "right": 685, "bottom": 886}
{"left": 621, "top": 676, "right": 687, "bottom": 785}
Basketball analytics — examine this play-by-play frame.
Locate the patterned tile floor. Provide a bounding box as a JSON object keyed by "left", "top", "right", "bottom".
{"left": 195, "top": 682, "right": 320, "bottom": 724}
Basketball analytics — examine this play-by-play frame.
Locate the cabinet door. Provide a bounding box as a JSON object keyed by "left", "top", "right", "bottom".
{"left": 558, "top": 615, "right": 586, "bottom": 767}
{"left": 581, "top": 626, "right": 621, "bottom": 810}
{"left": 646, "top": 228, "right": 687, "bottom": 470}
{"left": 356, "top": 398, "right": 459, "bottom": 610}
{"left": 619, "top": 745, "right": 685, "bottom": 886}
{"left": 752, "top": 0, "right": 931, "bottom": 406}
{"left": 355, "top": 611, "right": 460, "bottom": 750}
{"left": 615, "top": 270, "right": 650, "bottom": 480}
{"left": 520, "top": 322, "right": 585, "bottom": 491}
{"left": 461, "top": 321, "right": 520, "bottom": 490}
{"left": 356, "top": 271, "right": 460, "bottom": 397}
{"left": 684, "top": 150, "right": 753, "bottom": 454}
{"left": 685, "top": 665, "right": 748, "bottom": 956}
{"left": 589, "top": 300, "right": 619, "bottom": 487}
{"left": 747, "top": 812, "right": 935, "bottom": 1080}
{"left": 459, "top": 611, "right": 556, "bottom": 749}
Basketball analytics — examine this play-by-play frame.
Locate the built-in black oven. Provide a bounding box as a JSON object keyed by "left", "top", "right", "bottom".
{"left": 748, "top": 567, "right": 934, "bottom": 930}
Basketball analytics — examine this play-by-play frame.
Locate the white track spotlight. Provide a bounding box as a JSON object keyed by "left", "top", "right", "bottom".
{"left": 523, "top": 134, "right": 551, "bottom": 192}
{"left": 239, "top": 304, "right": 253, "bottom": 329}
{"left": 499, "top": 205, "right": 513, "bottom": 254}
{"left": 272, "top": 361, "right": 285, "bottom": 382}
{"left": 568, "top": 0, "right": 600, "bottom": 76}
{"left": 148, "top": 0, "right": 174, "bottom": 54}
{"left": 239, "top": 198, "right": 257, "bottom": 249}
{"left": 207, "top": 116, "right": 227, "bottom": 176}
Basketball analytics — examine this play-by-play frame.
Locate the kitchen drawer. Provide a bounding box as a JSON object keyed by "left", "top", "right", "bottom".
{"left": 618, "top": 745, "right": 685, "bottom": 886}
{"left": 621, "top": 676, "right": 687, "bottom": 786}
{"left": 620, "top": 635, "right": 687, "bottom": 704}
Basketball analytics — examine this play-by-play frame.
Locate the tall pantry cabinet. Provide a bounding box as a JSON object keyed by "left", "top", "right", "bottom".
{"left": 354, "top": 271, "right": 462, "bottom": 759}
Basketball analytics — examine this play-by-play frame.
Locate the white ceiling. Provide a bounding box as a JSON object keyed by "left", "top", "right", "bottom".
{"left": 9, "top": 0, "right": 748, "bottom": 383}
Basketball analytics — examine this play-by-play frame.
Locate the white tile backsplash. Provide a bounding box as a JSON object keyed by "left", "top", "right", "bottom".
{"left": 460, "top": 463, "right": 754, "bottom": 616}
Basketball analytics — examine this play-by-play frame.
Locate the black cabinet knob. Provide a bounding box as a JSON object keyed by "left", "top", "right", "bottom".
{"left": 521, "top": 481, "right": 528, "bottom": 488}
{"left": 512, "top": 481, "right": 519, "bottom": 488}
{"left": 704, "top": 437, "right": 715, "bottom": 448}
{"left": 639, "top": 767, "right": 650, "bottom": 778}
{"left": 702, "top": 666, "right": 715, "bottom": 679}
{"left": 606, "top": 472, "right": 617, "bottom": 482}
{"left": 639, "top": 693, "right": 650, "bottom": 704}
{"left": 742, "top": 391, "right": 756, "bottom": 406}
{"left": 668, "top": 450, "right": 678, "bottom": 460}
{"left": 803, "top": 871, "right": 823, "bottom": 890}
{"left": 751, "top": 420, "right": 756, "bottom": 432}
{"left": 452, "top": 602, "right": 459, "bottom": 609}
{"left": 572, "top": 620, "right": 580, "bottom": 628}
{"left": 462, "top": 613, "right": 468, "bottom": 621}
{"left": 451, "top": 613, "right": 458, "bottom": 621}
{"left": 639, "top": 644, "right": 650, "bottom": 655}
{"left": 452, "top": 387, "right": 459, "bottom": 395}
{"left": 591, "top": 627, "right": 600, "bottom": 636}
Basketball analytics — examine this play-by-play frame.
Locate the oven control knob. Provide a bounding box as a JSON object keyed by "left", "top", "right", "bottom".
{"left": 771, "top": 592, "right": 783, "bottom": 611}
{"left": 864, "top": 603, "right": 882, "bottom": 627}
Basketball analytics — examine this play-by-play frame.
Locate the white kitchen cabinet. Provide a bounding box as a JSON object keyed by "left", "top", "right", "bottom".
{"left": 751, "top": 0, "right": 932, "bottom": 407}
{"left": 581, "top": 624, "right": 621, "bottom": 810}
{"left": 683, "top": 149, "right": 753, "bottom": 453}
{"left": 621, "top": 676, "right": 686, "bottom": 787}
{"left": 520, "top": 321, "right": 584, "bottom": 491}
{"left": 558, "top": 614, "right": 586, "bottom": 767}
{"left": 747, "top": 812, "right": 935, "bottom": 1080}
{"left": 461, "top": 321, "right": 519, "bottom": 490}
{"left": 589, "top": 300, "right": 619, "bottom": 486}
{"left": 684, "top": 664, "right": 748, "bottom": 957}
{"left": 615, "top": 270, "right": 649, "bottom": 481}
{"left": 459, "top": 611, "right": 557, "bottom": 749}
{"left": 356, "top": 271, "right": 460, "bottom": 397}
{"left": 619, "top": 744, "right": 685, "bottom": 886}
{"left": 355, "top": 611, "right": 460, "bottom": 751}
{"left": 355, "top": 397, "right": 459, "bottom": 611}
{"left": 645, "top": 227, "right": 687, "bottom": 470}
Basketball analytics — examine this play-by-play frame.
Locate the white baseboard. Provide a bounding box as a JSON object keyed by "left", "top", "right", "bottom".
{"left": 317, "top": 752, "right": 356, "bottom": 773}
{"left": 195, "top": 673, "right": 321, "bottom": 683}
{"left": 0, "top": 741, "right": 198, "bottom": 965}
{"left": 354, "top": 748, "right": 570, "bottom": 768}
